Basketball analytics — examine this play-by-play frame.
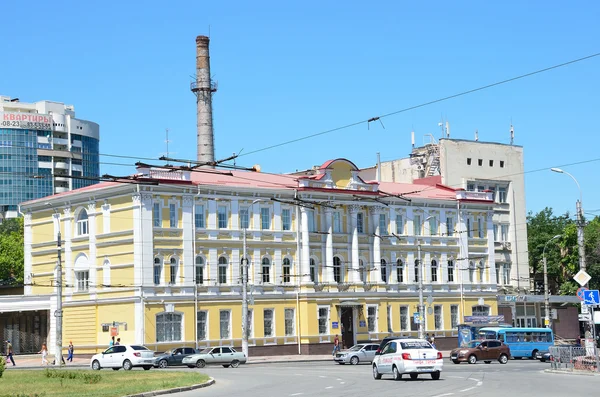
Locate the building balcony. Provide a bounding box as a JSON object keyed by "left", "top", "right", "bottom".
{"left": 55, "top": 186, "right": 69, "bottom": 193}
{"left": 54, "top": 176, "right": 69, "bottom": 183}
{"left": 55, "top": 161, "right": 69, "bottom": 170}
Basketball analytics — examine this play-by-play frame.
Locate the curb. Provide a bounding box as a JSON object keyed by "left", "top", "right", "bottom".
{"left": 544, "top": 369, "right": 600, "bottom": 377}
{"left": 247, "top": 358, "right": 333, "bottom": 365}
{"left": 124, "top": 377, "right": 215, "bottom": 397}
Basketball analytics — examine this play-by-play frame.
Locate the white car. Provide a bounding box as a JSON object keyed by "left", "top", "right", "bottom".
{"left": 372, "top": 338, "right": 443, "bottom": 380}
{"left": 90, "top": 345, "right": 155, "bottom": 371}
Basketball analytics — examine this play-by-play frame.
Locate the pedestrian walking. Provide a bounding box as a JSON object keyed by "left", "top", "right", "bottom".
{"left": 38, "top": 343, "right": 49, "bottom": 366}
{"left": 5, "top": 340, "right": 15, "bottom": 366}
{"left": 67, "top": 341, "right": 74, "bottom": 362}
{"left": 115, "top": 338, "right": 121, "bottom": 346}
{"left": 332, "top": 334, "right": 340, "bottom": 356}
{"left": 109, "top": 336, "right": 115, "bottom": 347}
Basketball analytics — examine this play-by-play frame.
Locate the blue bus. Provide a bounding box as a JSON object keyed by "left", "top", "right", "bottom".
{"left": 478, "top": 327, "right": 554, "bottom": 359}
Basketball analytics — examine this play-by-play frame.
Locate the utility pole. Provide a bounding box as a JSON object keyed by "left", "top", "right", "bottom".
{"left": 241, "top": 228, "right": 249, "bottom": 358}
{"left": 55, "top": 231, "right": 63, "bottom": 367}
{"left": 576, "top": 200, "right": 587, "bottom": 281}
{"left": 543, "top": 255, "right": 550, "bottom": 329}
{"left": 417, "top": 243, "right": 425, "bottom": 340}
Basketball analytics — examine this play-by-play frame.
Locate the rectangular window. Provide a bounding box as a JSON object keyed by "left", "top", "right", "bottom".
{"left": 493, "top": 224, "right": 499, "bottom": 241}
{"left": 498, "top": 187, "right": 507, "bottom": 203}
{"left": 434, "top": 305, "right": 442, "bottom": 330}
{"left": 154, "top": 263, "right": 161, "bottom": 285}
{"left": 218, "top": 205, "right": 228, "bottom": 229}
{"left": 263, "top": 309, "right": 274, "bottom": 337}
{"left": 450, "top": 305, "right": 459, "bottom": 329}
{"left": 333, "top": 212, "right": 342, "bottom": 233}
{"left": 197, "top": 311, "right": 207, "bottom": 341}
{"left": 218, "top": 265, "right": 227, "bottom": 284}
{"left": 395, "top": 214, "right": 403, "bottom": 234}
{"left": 308, "top": 210, "right": 316, "bottom": 232}
{"left": 446, "top": 217, "right": 453, "bottom": 236}
{"left": 170, "top": 260, "right": 177, "bottom": 284}
{"left": 429, "top": 216, "right": 437, "bottom": 236}
{"left": 282, "top": 209, "right": 291, "bottom": 231}
{"left": 477, "top": 185, "right": 485, "bottom": 192}
{"left": 478, "top": 218, "right": 484, "bottom": 238}
{"left": 247, "top": 309, "right": 253, "bottom": 338}
{"left": 387, "top": 305, "right": 393, "bottom": 333}
{"left": 169, "top": 203, "right": 177, "bottom": 228}
{"left": 367, "top": 306, "right": 377, "bottom": 333}
{"left": 285, "top": 308, "right": 295, "bottom": 336}
{"left": 153, "top": 202, "right": 161, "bottom": 227}
{"left": 356, "top": 212, "right": 364, "bottom": 233}
{"left": 379, "top": 213, "right": 387, "bottom": 235}
{"left": 501, "top": 224, "right": 509, "bottom": 242}
{"left": 220, "top": 310, "right": 231, "bottom": 339}
{"left": 496, "top": 264, "right": 501, "bottom": 284}
{"left": 503, "top": 263, "right": 511, "bottom": 284}
{"left": 413, "top": 215, "right": 421, "bottom": 236}
{"left": 467, "top": 218, "right": 473, "bottom": 238}
{"left": 400, "top": 306, "right": 410, "bottom": 331}
{"left": 195, "top": 205, "right": 205, "bottom": 228}
{"left": 467, "top": 183, "right": 475, "bottom": 191}
{"left": 239, "top": 207, "right": 249, "bottom": 229}
{"left": 448, "top": 261, "right": 454, "bottom": 282}
{"left": 76, "top": 270, "right": 89, "bottom": 292}
{"left": 318, "top": 307, "right": 329, "bottom": 335}
{"left": 260, "top": 207, "right": 270, "bottom": 230}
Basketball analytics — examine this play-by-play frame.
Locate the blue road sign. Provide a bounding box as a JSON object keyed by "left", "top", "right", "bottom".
{"left": 582, "top": 289, "right": 600, "bottom": 305}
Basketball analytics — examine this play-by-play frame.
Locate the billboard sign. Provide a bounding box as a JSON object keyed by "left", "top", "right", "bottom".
{"left": 1, "top": 111, "right": 53, "bottom": 130}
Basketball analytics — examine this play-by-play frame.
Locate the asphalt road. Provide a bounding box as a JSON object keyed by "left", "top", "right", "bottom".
{"left": 170, "top": 359, "right": 600, "bottom": 397}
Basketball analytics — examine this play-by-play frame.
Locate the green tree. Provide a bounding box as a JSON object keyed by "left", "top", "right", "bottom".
{"left": 0, "top": 217, "right": 24, "bottom": 284}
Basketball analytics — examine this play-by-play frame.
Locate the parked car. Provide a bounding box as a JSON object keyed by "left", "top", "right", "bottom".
{"left": 154, "top": 347, "right": 200, "bottom": 368}
{"left": 450, "top": 340, "right": 510, "bottom": 364}
{"left": 182, "top": 346, "right": 247, "bottom": 368}
{"left": 372, "top": 338, "right": 443, "bottom": 380}
{"left": 375, "top": 336, "right": 415, "bottom": 355}
{"left": 334, "top": 343, "right": 379, "bottom": 365}
{"left": 90, "top": 345, "right": 155, "bottom": 371}
{"left": 535, "top": 350, "right": 551, "bottom": 362}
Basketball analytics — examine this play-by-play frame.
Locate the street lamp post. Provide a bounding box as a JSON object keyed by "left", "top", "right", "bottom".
{"left": 417, "top": 243, "right": 425, "bottom": 340}
{"left": 543, "top": 235, "right": 561, "bottom": 329}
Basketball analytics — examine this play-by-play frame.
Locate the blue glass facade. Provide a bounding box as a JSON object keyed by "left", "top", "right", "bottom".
{"left": 71, "top": 134, "right": 100, "bottom": 190}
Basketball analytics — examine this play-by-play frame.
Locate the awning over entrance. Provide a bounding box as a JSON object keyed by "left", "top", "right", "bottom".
{"left": 337, "top": 301, "right": 363, "bottom": 307}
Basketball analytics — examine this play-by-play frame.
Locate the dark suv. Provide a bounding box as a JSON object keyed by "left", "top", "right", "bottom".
{"left": 375, "top": 336, "right": 415, "bottom": 355}
{"left": 450, "top": 340, "right": 511, "bottom": 364}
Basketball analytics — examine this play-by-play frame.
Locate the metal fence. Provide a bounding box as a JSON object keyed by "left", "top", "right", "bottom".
{"left": 549, "top": 346, "right": 600, "bottom": 372}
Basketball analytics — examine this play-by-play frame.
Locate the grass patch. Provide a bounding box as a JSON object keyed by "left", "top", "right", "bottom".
{"left": 0, "top": 370, "right": 210, "bottom": 397}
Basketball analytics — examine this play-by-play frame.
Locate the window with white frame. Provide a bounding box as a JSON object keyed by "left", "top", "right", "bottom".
{"left": 413, "top": 215, "right": 422, "bottom": 236}
{"left": 447, "top": 260, "right": 454, "bottom": 282}
{"left": 501, "top": 224, "right": 509, "bottom": 242}
{"left": 468, "top": 261, "right": 475, "bottom": 282}
{"left": 498, "top": 186, "right": 507, "bottom": 203}
{"left": 472, "top": 305, "right": 490, "bottom": 316}
{"left": 307, "top": 210, "right": 316, "bottom": 232}
{"left": 333, "top": 212, "right": 342, "bottom": 233}
{"left": 450, "top": 305, "right": 459, "bottom": 329}
{"left": 153, "top": 257, "right": 161, "bottom": 285}
{"left": 310, "top": 258, "right": 317, "bottom": 283}
{"left": 387, "top": 305, "right": 393, "bottom": 333}
{"left": 247, "top": 309, "right": 253, "bottom": 338}
{"left": 478, "top": 260, "right": 485, "bottom": 282}
{"left": 75, "top": 270, "right": 89, "bottom": 292}
{"left": 195, "top": 256, "right": 204, "bottom": 284}
{"left": 282, "top": 209, "right": 291, "bottom": 231}
{"left": 434, "top": 305, "right": 443, "bottom": 330}
{"left": 220, "top": 310, "right": 231, "bottom": 339}
{"left": 467, "top": 183, "right": 475, "bottom": 191}
{"left": 503, "top": 263, "right": 511, "bottom": 284}
{"left": 262, "top": 258, "right": 270, "bottom": 283}
{"left": 333, "top": 256, "right": 343, "bottom": 283}
{"left": 153, "top": 202, "right": 161, "bottom": 227}
{"left": 495, "top": 263, "right": 500, "bottom": 284}
{"left": 239, "top": 207, "right": 249, "bottom": 229}
{"left": 169, "top": 257, "right": 177, "bottom": 284}
{"left": 318, "top": 306, "right": 329, "bottom": 335}
{"left": 381, "top": 259, "right": 387, "bottom": 283}
{"left": 218, "top": 257, "right": 228, "bottom": 284}
{"left": 263, "top": 308, "right": 274, "bottom": 337}
{"left": 76, "top": 209, "right": 89, "bottom": 236}
{"left": 260, "top": 207, "right": 270, "bottom": 230}
{"left": 282, "top": 258, "right": 291, "bottom": 283}
{"left": 429, "top": 216, "right": 437, "bottom": 236}
{"left": 169, "top": 203, "right": 177, "bottom": 228}
{"left": 467, "top": 218, "right": 473, "bottom": 238}
{"left": 195, "top": 204, "right": 205, "bottom": 228}
{"left": 400, "top": 306, "right": 410, "bottom": 331}
{"left": 478, "top": 218, "right": 484, "bottom": 238}
{"left": 396, "top": 214, "right": 403, "bottom": 234}
{"left": 156, "top": 312, "right": 182, "bottom": 342}
{"left": 379, "top": 213, "right": 387, "bottom": 235}
{"left": 218, "top": 205, "right": 228, "bottom": 229}
{"left": 197, "top": 311, "right": 207, "bottom": 340}
{"left": 414, "top": 259, "right": 420, "bottom": 282}
{"left": 356, "top": 212, "right": 364, "bottom": 233}
{"left": 477, "top": 184, "right": 485, "bottom": 192}
{"left": 446, "top": 216, "right": 454, "bottom": 236}
{"left": 285, "top": 308, "right": 295, "bottom": 336}
{"left": 396, "top": 259, "right": 404, "bottom": 283}
{"left": 367, "top": 305, "right": 377, "bottom": 333}
{"left": 493, "top": 224, "right": 499, "bottom": 241}
{"left": 431, "top": 259, "right": 438, "bottom": 282}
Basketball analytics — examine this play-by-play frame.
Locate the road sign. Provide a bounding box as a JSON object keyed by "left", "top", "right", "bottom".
{"left": 579, "top": 313, "right": 591, "bottom": 322}
{"left": 414, "top": 313, "right": 421, "bottom": 324}
{"left": 574, "top": 270, "right": 592, "bottom": 287}
{"left": 582, "top": 290, "right": 600, "bottom": 305}
{"left": 576, "top": 287, "right": 589, "bottom": 301}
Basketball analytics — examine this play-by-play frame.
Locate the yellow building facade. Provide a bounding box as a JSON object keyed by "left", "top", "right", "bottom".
{"left": 19, "top": 158, "right": 499, "bottom": 355}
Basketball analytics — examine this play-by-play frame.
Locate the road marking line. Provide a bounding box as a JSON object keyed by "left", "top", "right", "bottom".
{"left": 468, "top": 378, "right": 479, "bottom": 382}
{"left": 336, "top": 378, "right": 342, "bottom": 381}
{"left": 446, "top": 376, "right": 463, "bottom": 379}
{"left": 431, "top": 394, "right": 454, "bottom": 397}
{"left": 290, "top": 394, "right": 304, "bottom": 396}
{"left": 319, "top": 375, "right": 326, "bottom": 378}
{"left": 325, "top": 386, "right": 334, "bottom": 389}
{"left": 340, "top": 381, "right": 345, "bottom": 384}
{"left": 459, "top": 387, "right": 475, "bottom": 392}
{"left": 477, "top": 381, "right": 482, "bottom": 386}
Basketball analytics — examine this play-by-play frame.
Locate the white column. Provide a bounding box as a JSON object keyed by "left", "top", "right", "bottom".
{"left": 62, "top": 207, "right": 73, "bottom": 290}
{"left": 87, "top": 202, "right": 97, "bottom": 292}
{"left": 274, "top": 249, "right": 282, "bottom": 284}
{"left": 300, "top": 207, "right": 311, "bottom": 284}
{"left": 24, "top": 212, "right": 33, "bottom": 295}
{"left": 273, "top": 201, "right": 282, "bottom": 231}
{"left": 487, "top": 211, "right": 496, "bottom": 285}
{"left": 231, "top": 249, "right": 240, "bottom": 285}
{"left": 325, "top": 207, "right": 334, "bottom": 284}
{"left": 208, "top": 248, "right": 218, "bottom": 285}
{"left": 137, "top": 193, "right": 155, "bottom": 286}
{"left": 207, "top": 199, "right": 217, "bottom": 230}
{"left": 349, "top": 205, "right": 361, "bottom": 283}
{"left": 253, "top": 248, "right": 261, "bottom": 284}
{"left": 230, "top": 198, "right": 239, "bottom": 230}
{"left": 370, "top": 206, "right": 382, "bottom": 284}
{"left": 390, "top": 251, "right": 398, "bottom": 284}
{"left": 182, "top": 196, "right": 194, "bottom": 286}
{"left": 389, "top": 207, "right": 397, "bottom": 236}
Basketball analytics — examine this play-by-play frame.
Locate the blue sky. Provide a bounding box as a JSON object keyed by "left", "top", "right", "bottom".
{"left": 2, "top": 1, "right": 599, "bottom": 217}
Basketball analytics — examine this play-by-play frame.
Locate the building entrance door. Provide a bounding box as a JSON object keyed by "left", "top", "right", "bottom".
{"left": 340, "top": 306, "right": 354, "bottom": 349}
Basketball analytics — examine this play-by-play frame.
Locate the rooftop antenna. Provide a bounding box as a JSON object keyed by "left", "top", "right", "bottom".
{"left": 475, "top": 129, "right": 479, "bottom": 142}
{"left": 510, "top": 124, "right": 514, "bottom": 145}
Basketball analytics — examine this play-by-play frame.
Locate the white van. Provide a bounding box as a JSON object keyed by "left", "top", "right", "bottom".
{"left": 372, "top": 338, "right": 443, "bottom": 380}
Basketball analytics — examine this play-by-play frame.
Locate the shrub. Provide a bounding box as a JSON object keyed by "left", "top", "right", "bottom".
{"left": 0, "top": 356, "right": 5, "bottom": 378}
{"left": 43, "top": 369, "right": 101, "bottom": 383}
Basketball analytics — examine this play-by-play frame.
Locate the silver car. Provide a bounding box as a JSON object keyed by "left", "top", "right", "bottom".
{"left": 182, "top": 346, "right": 247, "bottom": 368}
{"left": 334, "top": 343, "right": 379, "bottom": 365}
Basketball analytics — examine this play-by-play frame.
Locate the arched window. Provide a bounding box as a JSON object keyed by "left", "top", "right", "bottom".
{"left": 478, "top": 260, "right": 485, "bottom": 283}
{"left": 282, "top": 258, "right": 291, "bottom": 283}
{"left": 472, "top": 305, "right": 490, "bottom": 317}
{"left": 195, "top": 256, "right": 204, "bottom": 285}
{"left": 76, "top": 209, "right": 89, "bottom": 236}
{"left": 414, "top": 259, "right": 420, "bottom": 283}
{"left": 447, "top": 260, "right": 454, "bottom": 282}
{"left": 359, "top": 259, "right": 366, "bottom": 283}
{"left": 468, "top": 261, "right": 475, "bottom": 283}
{"left": 381, "top": 259, "right": 388, "bottom": 283}
{"left": 169, "top": 257, "right": 178, "bottom": 284}
{"left": 333, "top": 256, "right": 343, "bottom": 284}
{"left": 261, "top": 258, "right": 270, "bottom": 283}
{"left": 102, "top": 259, "right": 110, "bottom": 287}
{"left": 396, "top": 259, "right": 404, "bottom": 283}
{"left": 218, "top": 256, "right": 228, "bottom": 284}
{"left": 431, "top": 259, "right": 438, "bottom": 283}
{"left": 310, "top": 258, "right": 317, "bottom": 283}
{"left": 156, "top": 312, "right": 182, "bottom": 342}
{"left": 153, "top": 257, "right": 161, "bottom": 285}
